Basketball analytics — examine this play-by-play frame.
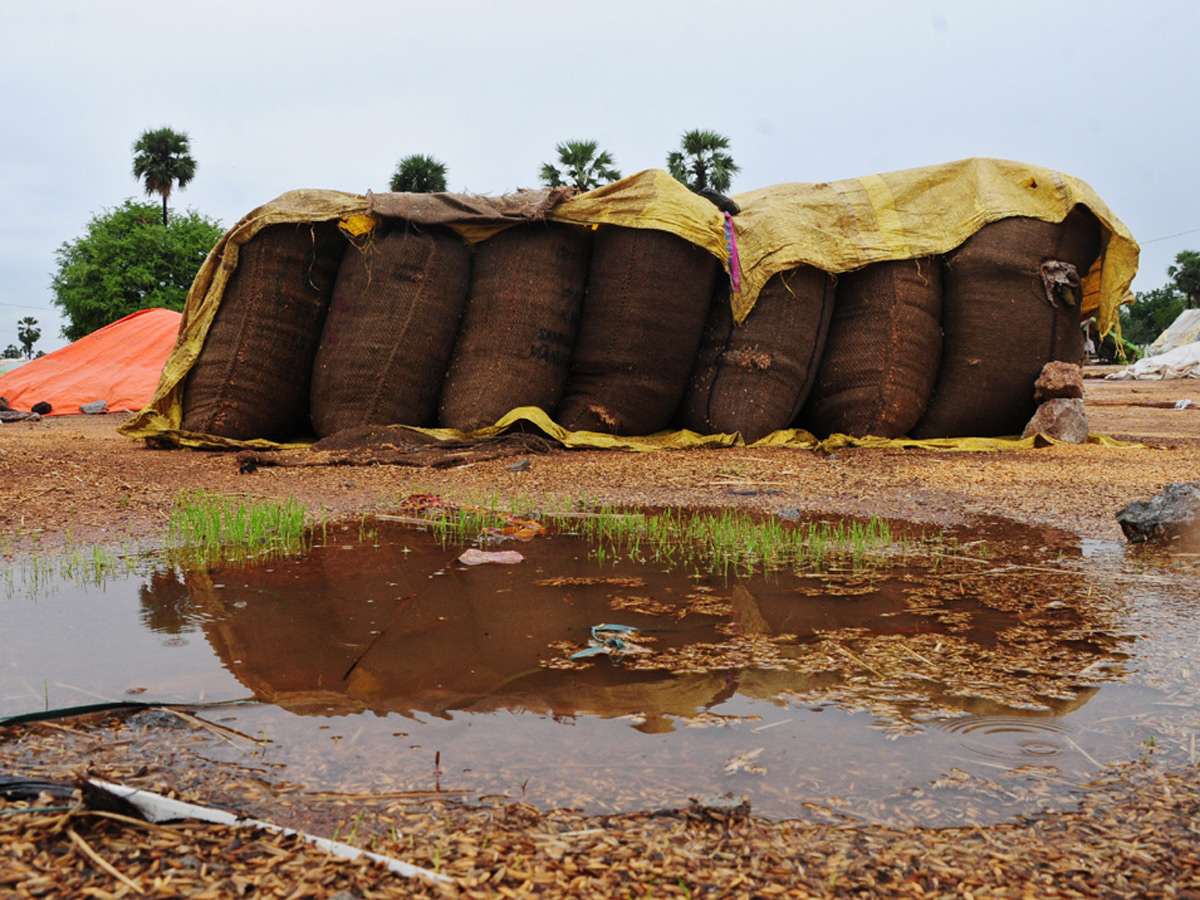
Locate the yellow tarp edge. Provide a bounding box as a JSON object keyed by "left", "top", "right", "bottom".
{"left": 124, "top": 405, "right": 1140, "bottom": 454}
{"left": 547, "top": 169, "right": 729, "bottom": 262}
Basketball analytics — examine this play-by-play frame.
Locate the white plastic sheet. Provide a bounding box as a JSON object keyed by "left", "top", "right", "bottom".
{"left": 1149, "top": 309, "right": 1200, "bottom": 355}
{"left": 1105, "top": 341, "right": 1200, "bottom": 380}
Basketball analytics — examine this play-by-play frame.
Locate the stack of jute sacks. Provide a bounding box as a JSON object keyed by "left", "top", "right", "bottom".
{"left": 123, "top": 160, "right": 1139, "bottom": 449}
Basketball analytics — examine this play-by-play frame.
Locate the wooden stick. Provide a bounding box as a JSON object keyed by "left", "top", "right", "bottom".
{"left": 68, "top": 827, "right": 145, "bottom": 895}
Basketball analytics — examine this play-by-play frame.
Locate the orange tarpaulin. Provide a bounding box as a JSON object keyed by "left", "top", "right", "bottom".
{"left": 0, "top": 308, "right": 181, "bottom": 415}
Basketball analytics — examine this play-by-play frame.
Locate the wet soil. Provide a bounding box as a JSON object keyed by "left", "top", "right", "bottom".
{"left": 1, "top": 378, "right": 1198, "bottom": 556}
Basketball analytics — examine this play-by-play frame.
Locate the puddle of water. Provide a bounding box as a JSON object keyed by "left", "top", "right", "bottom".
{"left": 4, "top": 517, "right": 1197, "bottom": 827}
{"left": 1, "top": 568, "right": 245, "bottom": 710}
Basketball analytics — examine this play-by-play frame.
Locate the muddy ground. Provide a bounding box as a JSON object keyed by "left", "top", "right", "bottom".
{"left": 3, "top": 372, "right": 1200, "bottom": 897}
{"left": 2, "top": 376, "right": 1199, "bottom": 553}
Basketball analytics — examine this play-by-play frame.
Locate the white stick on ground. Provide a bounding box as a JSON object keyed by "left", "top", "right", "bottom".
{"left": 87, "top": 778, "right": 453, "bottom": 885}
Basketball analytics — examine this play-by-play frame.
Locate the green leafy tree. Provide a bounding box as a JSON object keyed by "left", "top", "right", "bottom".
{"left": 3, "top": 344, "right": 21, "bottom": 359}
{"left": 1167, "top": 249, "right": 1200, "bottom": 308}
{"left": 17, "top": 317, "right": 40, "bottom": 359}
{"left": 540, "top": 140, "right": 621, "bottom": 191}
{"left": 389, "top": 154, "right": 448, "bottom": 193}
{"left": 51, "top": 199, "right": 223, "bottom": 341}
{"left": 1119, "top": 285, "right": 1187, "bottom": 345}
{"left": 666, "top": 129, "right": 740, "bottom": 194}
{"left": 132, "top": 127, "right": 197, "bottom": 226}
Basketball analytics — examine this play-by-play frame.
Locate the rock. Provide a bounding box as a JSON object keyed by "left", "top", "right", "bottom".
{"left": 80, "top": 399, "right": 109, "bottom": 415}
{"left": 1021, "top": 398, "right": 1089, "bottom": 443}
{"left": 687, "top": 792, "right": 751, "bottom": 821}
{"left": 456, "top": 548, "right": 525, "bottom": 566}
{"left": 1034, "top": 361, "right": 1084, "bottom": 401}
{"left": 126, "top": 709, "right": 188, "bottom": 731}
{"left": 1117, "top": 482, "right": 1200, "bottom": 548}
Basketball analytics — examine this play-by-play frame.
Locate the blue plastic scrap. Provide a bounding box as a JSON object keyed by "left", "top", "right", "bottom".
{"left": 568, "top": 624, "right": 648, "bottom": 660}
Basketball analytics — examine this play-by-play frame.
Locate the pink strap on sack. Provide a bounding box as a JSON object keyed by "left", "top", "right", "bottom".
{"left": 724, "top": 212, "right": 741, "bottom": 291}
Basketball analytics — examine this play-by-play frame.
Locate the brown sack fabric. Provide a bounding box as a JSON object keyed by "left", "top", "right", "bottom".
{"left": 310, "top": 223, "right": 471, "bottom": 437}
{"left": 681, "top": 266, "right": 834, "bottom": 443}
{"left": 911, "top": 208, "right": 1100, "bottom": 439}
{"left": 800, "top": 257, "right": 943, "bottom": 438}
{"left": 438, "top": 223, "right": 591, "bottom": 432}
{"left": 181, "top": 222, "right": 345, "bottom": 441}
{"left": 556, "top": 226, "right": 718, "bottom": 435}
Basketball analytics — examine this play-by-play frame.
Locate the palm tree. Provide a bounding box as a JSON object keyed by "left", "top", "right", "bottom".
{"left": 132, "top": 127, "right": 197, "bottom": 226}
{"left": 1168, "top": 250, "right": 1200, "bottom": 309}
{"left": 17, "top": 317, "right": 40, "bottom": 359}
{"left": 540, "top": 140, "right": 621, "bottom": 192}
{"left": 666, "top": 129, "right": 740, "bottom": 194}
{"left": 390, "top": 154, "right": 448, "bottom": 192}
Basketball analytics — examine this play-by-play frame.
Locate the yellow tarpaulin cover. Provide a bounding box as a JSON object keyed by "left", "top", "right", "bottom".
{"left": 121, "top": 158, "right": 1139, "bottom": 451}
{"left": 394, "top": 406, "right": 1136, "bottom": 452}
{"left": 402, "top": 407, "right": 1137, "bottom": 452}
{"left": 550, "top": 159, "right": 1138, "bottom": 334}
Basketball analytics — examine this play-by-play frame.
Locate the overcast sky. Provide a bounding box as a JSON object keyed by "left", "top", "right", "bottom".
{"left": 2, "top": 0, "right": 1197, "bottom": 354}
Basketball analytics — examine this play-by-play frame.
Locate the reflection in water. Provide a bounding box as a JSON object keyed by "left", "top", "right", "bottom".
{"left": 139, "top": 568, "right": 197, "bottom": 636}
{"left": 171, "top": 524, "right": 1126, "bottom": 734}
{"left": 89, "top": 519, "right": 1140, "bottom": 822}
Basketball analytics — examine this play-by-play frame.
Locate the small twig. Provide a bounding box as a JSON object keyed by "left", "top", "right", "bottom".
{"left": 1085, "top": 712, "right": 1151, "bottom": 725}
{"left": 302, "top": 789, "right": 473, "bottom": 800}
{"left": 948, "top": 756, "right": 1080, "bottom": 787}
{"left": 925, "top": 551, "right": 992, "bottom": 565}
{"left": 67, "top": 826, "right": 145, "bottom": 894}
{"left": 343, "top": 596, "right": 413, "bottom": 680}
{"left": 550, "top": 511, "right": 644, "bottom": 520}
{"left": 76, "top": 808, "right": 186, "bottom": 837}
{"left": 53, "top": 682, "right": 117, "bottom": 703}
{"left": 707, "top": 480, "right": 788, "bottom": 487}
{"left": 816, "top": 803, "right": 893, "bottom": 828}
{"left": 160, "top": 708, "right": 259, "bottom": 746}
{"left": 751, "top": 718, "right": 793, "bottom": 733}
{"left": 833, "top": 644, "right": 888, "bottom": 680}
{"left": 374, "top": 514, "right": 438, "bottom": 527}
{"left": 899, "top": 644, "right": 936, "bottom": 667}
{"left": 1064, "top": 735, "right": 1103, "bottom": 769}
{"left": 977, "top": 563, "right": 1080, "bottom": 577}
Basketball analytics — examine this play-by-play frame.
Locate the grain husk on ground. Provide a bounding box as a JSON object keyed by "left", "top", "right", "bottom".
{"left": 913, "top": 209, "right": 1101, "bottom": 438}
{"left": 439, "top": 223, "right": 591, "bottom": 432}
{"left": 801, "top": 257, "right": 942, "bottom": 438}
{"left": 310, "top": 223, "right": 471, "bottom": 437}
{"left": 181, "top": 222, "right": 345, "bottom": 442}
{"left": 4, "top": 712, "right": 1200, "bottom": 899}
{"left": 681, "top": 266, "right": 834, "bottom": 443}
{"left": 556, "top": 226, "right": 718, "bottom": 436}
